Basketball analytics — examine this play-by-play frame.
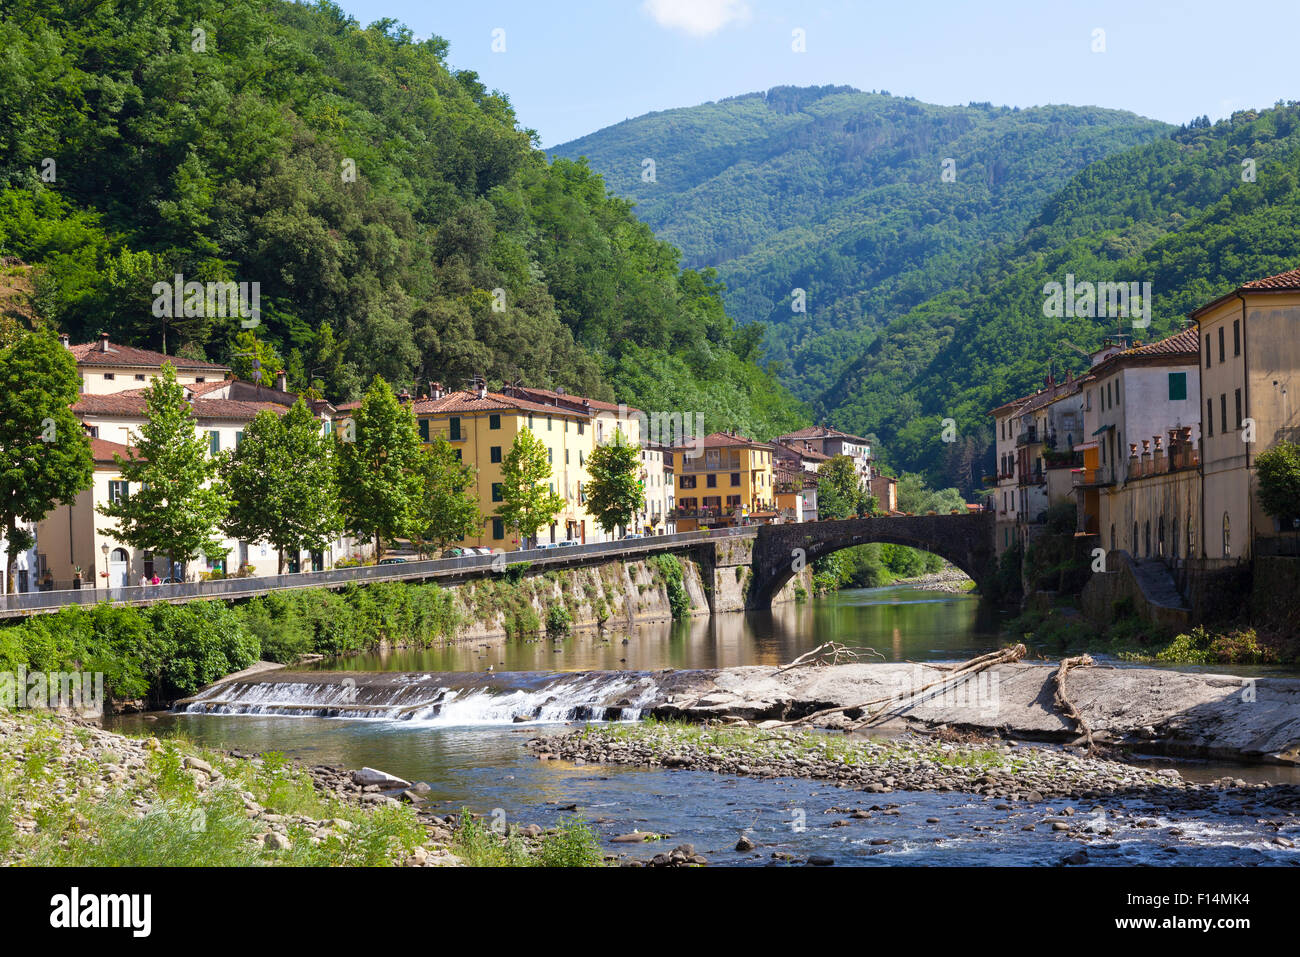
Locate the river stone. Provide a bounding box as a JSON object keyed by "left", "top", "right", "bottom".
{"left": 351, "top": 767, "right": 412, "bottom": 788}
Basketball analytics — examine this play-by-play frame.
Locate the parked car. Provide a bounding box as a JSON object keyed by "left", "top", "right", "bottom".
{"left": 534, "top": 542, "right": 558, "bottom": 550}
{"left": 556, "top": 539, "right": 578, "bottom": 547}
{"left": 377, "top": 558, "right": 407, "bottom": 565}
{"left": 622, "top": 533, "right": 643, "bottom": 540}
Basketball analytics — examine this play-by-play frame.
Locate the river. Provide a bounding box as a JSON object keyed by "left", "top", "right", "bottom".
{"left": 108, "top": 585, "right": 1300, "bottom": 866}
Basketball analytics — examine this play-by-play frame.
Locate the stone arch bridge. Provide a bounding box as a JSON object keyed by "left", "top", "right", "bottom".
{"left": 746, "top": 512, "right": 996, "bottom": 609}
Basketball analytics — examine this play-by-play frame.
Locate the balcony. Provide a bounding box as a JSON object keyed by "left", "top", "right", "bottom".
{"left": 1072, "top": 466, "right": 1113, "bottom": 487}
{"left": 1015, "top": 427, "right": 1039, "bottom": 447}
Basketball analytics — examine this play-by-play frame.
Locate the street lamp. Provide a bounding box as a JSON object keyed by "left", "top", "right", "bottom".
{"left": 101, "top": 542, "right": 109, "bottom": 589}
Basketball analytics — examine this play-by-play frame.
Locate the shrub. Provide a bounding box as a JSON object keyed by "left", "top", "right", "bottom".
{"left": 545, "top": 602, "right": 572, "bottom": 635}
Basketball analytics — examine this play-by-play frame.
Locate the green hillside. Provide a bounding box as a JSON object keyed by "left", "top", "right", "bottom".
{"left": 828, "top": 104, "right": 1300, "bottom": 491}
{"left": 552, "top": 86, "right": 1170, "bottom": 399}
{"left": 0, "top": 0, "right": 809, "bottom": 439}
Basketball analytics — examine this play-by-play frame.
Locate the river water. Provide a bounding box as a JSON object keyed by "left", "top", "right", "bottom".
{"left": 109, "top": 585, "right": 1300, "bottom": 866}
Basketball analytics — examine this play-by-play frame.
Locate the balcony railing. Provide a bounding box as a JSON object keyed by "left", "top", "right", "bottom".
{"left": 1072, "top": 466, "right": 1113, "bottom": 487}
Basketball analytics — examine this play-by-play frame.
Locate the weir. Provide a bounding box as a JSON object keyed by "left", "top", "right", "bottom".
{"left": 176, "top": 670, "right": 704, "bottom": 725}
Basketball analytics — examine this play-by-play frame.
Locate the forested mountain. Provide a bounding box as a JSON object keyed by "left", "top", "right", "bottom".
{"left": 557, "top": 88, "right": 1300, "bottom": 493}
{"left": 828, "top": 103, "right": 1300, "bottom": 491}
{"left": 552, "top": 87, "right": 1170, "bottom": 400}
{"left": 0, "top": 0, "right": 808, "bottom": 438}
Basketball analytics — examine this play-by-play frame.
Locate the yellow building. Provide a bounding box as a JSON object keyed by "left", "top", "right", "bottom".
{"left": 1191, "top": 268, "right": 1300, "bottom": 562}
{"left": 673, "top": 431, "right": 776, "bottom": 531}
{"left": 411, "top": 383, "right": 602, "bottom": 548}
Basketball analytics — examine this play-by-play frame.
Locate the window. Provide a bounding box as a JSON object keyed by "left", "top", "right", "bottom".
{"left": 528, "top": 414, "right": 534, "bottom": 429}
{"left": 103, "top": 373, "right": 115, "bottom": 381}
{"left": 546, "top": 448, "right": 553, "bottom": 464}
{"left": 1115, "top": 379, "right": 1120, "bottom": 404}
{"left": 1106, "top": 382, "right": 1112, "bottom": 408}
{"left": 1221, "top": 394, "right": 1228, "bottom": 433}
{"left": 235, "top": 431, "right": 244, "bottom": 447}
{"left": 1218, "top": 326, "right": 1225, "bottom": 364}
{"left": 86, "top": 426, "right": 99, "bottom": 439}
{"left": 1206, "top": 399, "right": 1214, "bottom": 436}
{"left": 419, "top": 419, "right": 429, "bottom": 441}
{"left": 1205, "top": 334, "right": 1212, "bottom": 368}
{"left": 108, "top": 480, "right": 129, "bottom": 504}
{"left": 564, "top": 448, "right": 570, "bottom": 465}
{"left": 706, "top": 474, "right": 717, "bottom": 488}
{"left": 1233, "top": 319, "right": 1241, "bottom": 356}
{"left": 577, "top": 421, "right": 584, "bottom": 436}
{"left": 1167, "top": 372, "right": 1187, "bottom": 401}
{"left": 1110, "top": 524, "right": 1116, "bottom": 552}
{"left": 491, "top": 483, "right": 503, "bottom": 502}
{"left": 1222, "top": 512, "right": 1231, "bottom": 558}
{"left": 207, "top": 431, "right": 220, "bottom": 454}
{"left": 195, "top": 377, "right": 205, "bottom": 383}
{"left": 453, "top": 449, "right": 461, "bottom": 461}
{"left": 489, "top": 414, "right": 500, "bottom": 430}
{"left": 134, "top": 374, "right": 145, "bottom": 381}
{"left": 546, "top": 415, "right": 552, "bottom": 431}
{"left": 492, "top": 518, "right": 504, "bottom": 540}
{"left": 1234, "top": 389, "right": 1242, "bottom": 430}
{"left": 730, "top": 472, "right": 740, "bottom": 487}
{"left": 449, "top": 417, "right": 461, "bottom": 441}
{"left": 1133, "top": 522, "right": 1139, "bottom": 554}
{"left": 680, "top": 475, "right": 696, "bottom": 489}
{"left": 490, "top": 446, "right": 502, "bottom": 464}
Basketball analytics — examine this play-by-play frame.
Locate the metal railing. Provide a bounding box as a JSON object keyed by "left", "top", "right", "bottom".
{"left": 0, "top": 526, "right": 755, "bottom": 617}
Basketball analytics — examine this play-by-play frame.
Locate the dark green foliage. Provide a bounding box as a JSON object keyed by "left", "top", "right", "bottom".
{"left": 0, "top": 1, "right": 804, "bottom": 438}
{"left": 649, "top": 553, "right": 689, "bottom": 619}
{"left": 555, "top": 87, "right": 1169, "bottom": 412}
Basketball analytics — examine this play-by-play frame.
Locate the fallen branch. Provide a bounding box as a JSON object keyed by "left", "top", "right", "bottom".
{"left": 771, "top": 644, "right": 1028, "bottom": 729}
{"left": 773, "top": 641, "right": 881, "bottom": 673}
{"left": 1052, "top": 654, "right": 1096, "bottom": 749}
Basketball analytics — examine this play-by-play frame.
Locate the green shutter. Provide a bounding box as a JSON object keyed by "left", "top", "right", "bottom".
{"left": 1168, "top": 372, "right": 1187, "bottom": 401}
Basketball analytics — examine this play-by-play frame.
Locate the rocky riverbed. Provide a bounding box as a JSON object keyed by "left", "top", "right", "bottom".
{"left": 0, "top": 708, "right": 510, "bottom": 866}
{"left": 890, "top": 566, "right": 974, "bottom": 594}
{"left": 532, "top": 721, "right": 1300, "bottom": 824}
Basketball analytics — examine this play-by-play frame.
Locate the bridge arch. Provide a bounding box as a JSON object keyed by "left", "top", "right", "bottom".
{"left": 746, "top": 512, "right": 996, "bottom": 609}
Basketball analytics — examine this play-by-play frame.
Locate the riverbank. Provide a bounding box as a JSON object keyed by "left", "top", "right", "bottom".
{"left": 535, "top": 720, "right": 1300, "bottom": 824}
{"left": 889, "top": 566, "right": 975, "bottom": 594}
{"left": 0, "top": 707, "right": 611, "bottom": 867}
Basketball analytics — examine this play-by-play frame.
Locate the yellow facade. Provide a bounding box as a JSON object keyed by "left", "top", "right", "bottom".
{"left": 673, "top": 435, "right": 776, "bottom": 531}
{"left": 415, "top": 399, "right": 602, "bottom": 548}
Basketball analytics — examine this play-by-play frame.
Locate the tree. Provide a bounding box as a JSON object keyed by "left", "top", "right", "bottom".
{"left": 585, "top": 427, "right": 643, "bottom": 536}
{"left": 497, "top": 428, "right": 564, "bottom": 548}
{"left": 228, "top": 329, "right": 283, "bottom": 386}
{"left": 97, "top": 363, "right": 230, "bottom": 577}
{"left": 220, "top": 399, "right": 343, "bottom": 573}
{"left": 817, "top": 455, "right": 869, "bottom": 520}
{"left": 410, "top": 438, "right": 481, "bottom": 556}
{"left": 334, "top": 376, "right": 423, "bottom": 560}
{"left": 0, "top": 330, "right": 94, "bottom": 591}
{"left": 1256, "top": 442, "right": 1300, "bottom": 529}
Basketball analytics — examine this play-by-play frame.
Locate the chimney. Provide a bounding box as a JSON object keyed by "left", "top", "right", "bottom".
{"left": 98, "top": 331, "right": 110, "bottom": 352}
{"left": 477, "top": 373, "right": 487, "bottom": 400}
{"left": 59, "top": 332, "right": 70, "bottom": 349}
{"left": 275, "top": 369, "right": 287, "bottom": 392}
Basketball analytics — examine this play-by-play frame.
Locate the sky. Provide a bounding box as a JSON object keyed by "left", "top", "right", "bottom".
{"left": 336, "top": 1, "right": 1300, "bottom": 147}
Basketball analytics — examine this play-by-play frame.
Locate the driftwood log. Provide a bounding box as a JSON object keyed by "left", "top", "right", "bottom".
{"left": 771, "top": 644, "right": 1028, "bottom": 729}
{"left": 1052, "top": 654, "right": 1096, "bottom": 748}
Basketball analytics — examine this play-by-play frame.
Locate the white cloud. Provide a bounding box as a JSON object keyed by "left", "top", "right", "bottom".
{"left": 642, "top": 0, "right": 752, "bottom": 37}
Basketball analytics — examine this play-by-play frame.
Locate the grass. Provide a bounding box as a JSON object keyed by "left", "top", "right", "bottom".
{"left": 0, "top": 710, "right": 426, "bottom": 867}
{"left": 450, "top": 808, "right": 605, "bottom": 867}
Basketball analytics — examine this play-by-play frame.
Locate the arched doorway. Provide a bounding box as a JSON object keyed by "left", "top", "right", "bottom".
{"left": 109, "top": 547, "right": 129, "bottom": 588}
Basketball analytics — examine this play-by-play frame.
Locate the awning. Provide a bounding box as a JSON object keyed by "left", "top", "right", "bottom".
{"left": 1091, "top": 424, "right": 1114, "bottom": 436}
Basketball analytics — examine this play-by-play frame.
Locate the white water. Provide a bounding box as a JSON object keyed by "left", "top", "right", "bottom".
{"left": 180, "top": 672, "right": 664, "bottom": 726}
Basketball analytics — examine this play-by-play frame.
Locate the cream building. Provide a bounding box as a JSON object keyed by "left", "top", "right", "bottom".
{"left": 1191, "top": 268, "right": 1300, "bottom": 562}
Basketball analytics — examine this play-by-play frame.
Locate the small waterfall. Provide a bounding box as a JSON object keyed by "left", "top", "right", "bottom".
{"left": 178, "top": 671, "right": 664, "bottom": 726}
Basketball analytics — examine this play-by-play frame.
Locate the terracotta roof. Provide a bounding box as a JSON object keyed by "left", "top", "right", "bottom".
{"left": 1018, "top": 377, "right": 1084, "bottom": 415}
{"left": 778, "top": 425, "right": 870, "bottom": 445}
{"left": 685, "top": 431, "right": 773, "bottom": 450}
{"left": 1240, "top": 267, "right": 1300, "bottom": 291}
{"left": 73, "top": 393, "right": 289, "bottom": 422}
{"left": 774, "top": 440, "right": 829, "bottom": 462}
{"left": 410, "top": 389, "right": 589, "bottom": 418}
{"left": 1118, "top": 326, "right": 1200, "bottom": 357}
{"left": 1190, "top": 266, "right": 1300, "bottom": 317}
{"left": 69, "top": 338, "right": 229, "bottom": 372}
{"left": 89, "top": 437, "right": 135, "bottom": 466}
{"left": 501, "top": 384, "right": 633, "bottom": 415}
